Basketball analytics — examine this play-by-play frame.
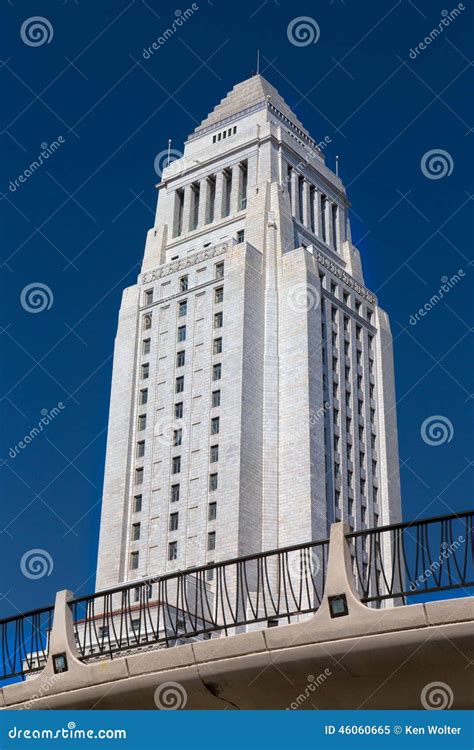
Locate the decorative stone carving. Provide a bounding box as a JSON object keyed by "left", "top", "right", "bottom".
{"left": 140, "top": 242, "right": 228, "bottom": 285}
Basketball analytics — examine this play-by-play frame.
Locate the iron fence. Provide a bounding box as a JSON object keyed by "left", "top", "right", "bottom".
{"left": 1, "top": 510, "right": 472, "bottom": 683}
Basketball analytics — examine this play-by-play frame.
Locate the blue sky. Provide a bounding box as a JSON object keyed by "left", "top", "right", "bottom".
{"left": 1, "top": 0, "right": 472, "bottom": 618}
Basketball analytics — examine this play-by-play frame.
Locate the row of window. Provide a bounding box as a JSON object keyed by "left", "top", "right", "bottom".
{"left": 321, "top": 274, "right": 374, "bottom": 324}
{"left": 142, "top": 261, "right": 224, "bottom": 308}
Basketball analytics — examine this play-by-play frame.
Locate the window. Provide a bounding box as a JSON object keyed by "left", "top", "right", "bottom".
{"left": 130, "top": 551, "right": 139, "bottom": 570}
{"left": 334, "top": 436, "right": 339, "bottom": 453}
{"left": 131, "top": 522, "right": 141, "bottom": 541}
{"left": 356, "top": 325, "right": 362, "bottom": 341}
{"left": 142, "top": 338, "right": 151, "bottom": 355}
{"left": 206, "top": 568, "right": 214, "bottom": 582}
{"left": 213, "top": 363, "right": 222, "bottom": 381}
{"left": 346, "top": 417, "right": 352, "bottom": 433}
{"left": 333, "top": 383, "right": 338, "bottom": 399}
{"left": 355, "top": 301, "right": 361, "bottom": 315}
{"left": 211, "top": 417, "right": 220, "bottom": 434}
{"left": 141, "top": 363, "right": 149, "bottom": 379}
{"left": 372, "top": 460, "right": 377, "bottom": 476}
{"left": 373, "top": 486, "right": 379, "bottom": 503}
{"left": 208, "top": 502, "right": 217, "bottom": 520}
{"left": 361, "top": 478, "right": 366, "bottom": 496}
{"left": 344, "top": 341, "right": 349, "bottom": 356}
{"left": 374, "top": 512, "right": 379, "bottom": 527}
{"left": 236, "top": 229, "right": 245, "bottom": 243}
{"left": 209, "top": 473, "right": 218, "bottom": 491}
{"left": 214, "top": 287, "right": 224, "bottom": 304}
{"left": 177, "top": 325, "right": 186, "bottom": 342}
{"left": 135, "top": 469, "right": 144, "bottom": 489}
{"left": 133, "top": 495, "right": 142, "bottom": 513}
{"left": 178, "top": 300, "right": 187, "bottom": 317}
{"left": 169, "top": 512, "right": 179, "bottom": 532}
{"left": 330, "top": 282, "right": 337, "bottom": 296}
{"left": 343, "top": 292, "right": 349, "bottom": 306}
{"left": 332, "top": 331, "right": 337, "bottom": 346}
{"left": 138, "top": 414, "right": 147, "bottom": 431}
{"left": 171, "top": 484, "right": 180, "bottom": 503}
{"left": 98, "top": 626, "right": 109, "bottom": 638}
{"left": 174, "top": 402, "right": 183, "bottom": 419}
{"left": 335, "top": 463, "right": 341, "bottom": 480}
{"left": 212, "top": 390, "right": 221, "bottom": 408}
{"left": 175, "top": 376, "right": 184, "bottom": 393}
{"left": 173, "top": 429, "right": 182, "bottom": 447}
{"left": 347, "top": 445, "right": 352, "bottom": 461}
{"left": 356, "top": 350, "right": 362, "bottom": 366}
{"left": 207, "top": 531, "right": 216, "bottom": 551}
{"left": 143, "top": 313, "right": 152, "bottom": 330}
{"left": 358, "top": 400, "right": 363, "bottom": 416}
{"left": 213, "top": 337, "right": 222, "bottom": 355}
{"left": 214, "top": 311, "right": 223, "bottom": 329}
{"left": 333, "top": 409, "right": 339, "bottom": 426}
{"left": 371, "top": 434, "right": 376, "bottom": 450}
{"left": 359, "top": 425, "right": 364, "bottom": 441}
{"left": 348, "top": 471, "right": 353, "bottom": 488}
{"left": 144, "top": 289, "right": 153, "bottom": 305}
{"left": 210, "top": 445, "right": 219, "bottom": 463}
{"left": 331, "top": 307, "right": 337, "bottom": 323}
{"left": 369, "top": 384, "right": 374, "bottom": 399}
{"left": 179, "top": 275, "right": 188, "bottom": 291}
{"left": 348, "top": 499, "right": 354, "bottom": 516}
{"left": 139, "top": 388, "right": 148, "bottom": 406}
{"left": 168, "top": 541, "right": 178, "bottom": 561}
{"left": 357, "top": 375, "right": 362, "bottom": 390}
{"left": 136, "top": 441, "right": 145, "bottom": 459}
{"left": 335, "top": 490, "right": 341, "bottom": 509}
{"left": 359, "top": 451, "right": 365, "bottom": 467}
{"left": 176, "top": 350, "right": 185, "bottom": 367}
{"left": 368, "top": 334, "right": 374, "bottom": 351}
{"left": 215, "top": 262, "right": 224, "bottom": 279}
{"left": 172, "top": 456, "right": 181, "bottom": 474}
{"left": 361, "top": 506, "right": 366, "bottom": 524}
{"left": 370, "top": 408, "right": 375, "bottom": 424}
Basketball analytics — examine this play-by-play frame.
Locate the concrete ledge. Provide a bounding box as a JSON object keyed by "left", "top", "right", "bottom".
{"left": 424, "top": 596, "right": 474, "bottom": 625}
{"left": 127, "top": 644, "right": 195, "bottom": 677}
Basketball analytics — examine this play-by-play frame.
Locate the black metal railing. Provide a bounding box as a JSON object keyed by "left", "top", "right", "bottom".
{"left": 71, "top": 538, "right": 329, "bottom": 662}
{"left": 347, "top": 510, "right": 473, "bottom": 604}
{"left": 0, "top": 605, "right": 54, "bottom": 682}
{"left": 0, "top": 510, "right": 472, "bottom": 683}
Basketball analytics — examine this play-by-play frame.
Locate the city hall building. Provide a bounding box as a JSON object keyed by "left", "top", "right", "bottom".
{"left": 95, "top": 74, "right": 401, "bottom": 599}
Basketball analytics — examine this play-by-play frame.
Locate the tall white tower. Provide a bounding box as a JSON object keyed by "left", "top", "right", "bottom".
{"left": 95, "top": 75, "right": 401, "bottom": 593}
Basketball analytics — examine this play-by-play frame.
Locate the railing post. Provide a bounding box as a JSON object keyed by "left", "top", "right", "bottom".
{"left": 322, "top": 521, "right": 364, "bottom": 607}
{"left": 42, "top": 589, "right": 82, "bottom": 675}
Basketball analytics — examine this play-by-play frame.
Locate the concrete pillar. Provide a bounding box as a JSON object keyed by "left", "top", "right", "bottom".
{"left": 181, "top": 184, "right": 193, "bottom": 234}
{"left": 214, "top": 171, "right": 225, "bottom": 221}
{"left": 290, "top": 169, "right": 299, "bottom": 220}
{"left": 230, "top": 163, "right": 242, "bottom": 214}
{"left": 302, "top": 179, "right": 311, "bottom": 228}
{"left": 197, "top": 177, "right": 210, "bottom": 227}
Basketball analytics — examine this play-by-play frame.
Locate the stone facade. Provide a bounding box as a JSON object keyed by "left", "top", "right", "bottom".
{"left": 95, "top": 75, "right": 402, "bottom": 596}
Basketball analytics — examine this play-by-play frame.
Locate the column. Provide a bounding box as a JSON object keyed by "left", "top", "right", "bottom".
{"left": 313, "top": 189, "right": 321, "bottom": 238}
{"left": 302, "top": 180, "right": 311, "bottom": 228}
{"left": 214, "top": 170, "right": 225, "bottom": 222}
{"left": 325, "top": 196, "right": 333, "bottom": 248}
{"left": 197, "top": 177, "right": 210, "bottom": 227}
{"left": 291, "top": 169, "right": 299, "bottom": 220}
{"left": 230, "top": 164, "right": 242, "bottom": 215}
{"left": 181, "top": 184, "right": 193, "bottom": 235}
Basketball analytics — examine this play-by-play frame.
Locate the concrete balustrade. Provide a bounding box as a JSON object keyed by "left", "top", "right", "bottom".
{"left": 1, "top": 522, "right": 472, "bottom": 710}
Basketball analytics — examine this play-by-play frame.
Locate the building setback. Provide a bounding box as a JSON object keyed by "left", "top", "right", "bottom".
{"left": 95, "top": 74, "right": 402, "bottom": 598}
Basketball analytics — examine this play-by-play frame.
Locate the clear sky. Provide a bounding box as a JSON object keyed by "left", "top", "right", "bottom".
{"left": 1, "top": 0, "right": 472, "bottom": 618}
